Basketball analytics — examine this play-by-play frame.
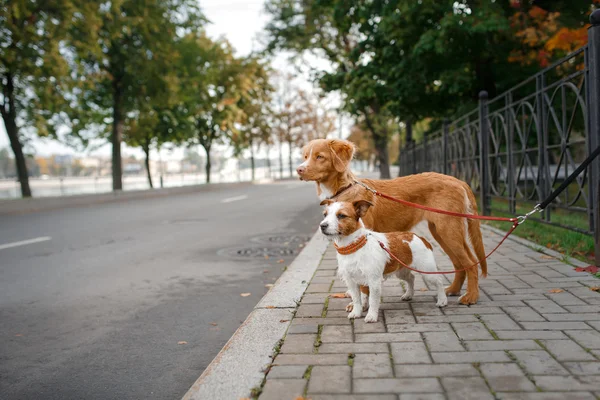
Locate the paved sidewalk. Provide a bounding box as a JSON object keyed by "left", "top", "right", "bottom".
{"left": 257, "top": 224, "right": 600, "bottom": 400}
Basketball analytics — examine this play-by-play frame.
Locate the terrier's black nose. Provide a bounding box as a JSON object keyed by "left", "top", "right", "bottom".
{"left": 320, "top": 222, "right": 329, "bottom": 231}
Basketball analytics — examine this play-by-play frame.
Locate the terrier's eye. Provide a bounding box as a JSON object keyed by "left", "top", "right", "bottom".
{"left": 337, "top": 214, "right": 347, "bottom": 219}
{"left": 304, "top": 155, "right": 307, "bottom": 159}
{"left": 316, "top": 155, "right": 324, "bottom": 160}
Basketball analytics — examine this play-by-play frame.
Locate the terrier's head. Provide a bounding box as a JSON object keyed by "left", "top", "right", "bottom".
{"left": 318, "top": 200, "right": 373, "bottom": 237}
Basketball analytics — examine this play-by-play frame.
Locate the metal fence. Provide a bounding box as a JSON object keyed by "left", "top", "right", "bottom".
{"left": 399, "top": 12, "right": 600, "bottom": 264}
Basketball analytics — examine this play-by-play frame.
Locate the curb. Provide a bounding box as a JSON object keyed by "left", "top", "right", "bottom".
{"left": 483, "top": 224, "right": 589, "bottom": 267}
{"left": 0, "top": 182, "right": 252, "bottom": 216}
{"left": 181, "top": 230, "right": 329, "bottom": 400}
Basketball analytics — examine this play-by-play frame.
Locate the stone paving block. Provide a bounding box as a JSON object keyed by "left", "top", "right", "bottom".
{"left": 302, "top": 293, "right": 329, "bottom": 304}
{"left": 479, "top": 313, "right": 522, "bottom": 331}
{"left": 564, "top": 361, "right": 600, "bottom": 375}
{"left": 521, "top": 322, "right": 591, "bottom": 330}
{"left": 524, "top": 299, "right": 567, "bottom": 314}
{"left": 321, "top": 325, "right": 353, "bottom": 343}
{"left": 586, "top": 320, "right": 600, "bottom": 330}
{"left": 495, "top": 330, "right": 568, "bottom": 340}
{"left": 540, "top": 339, "right": 596, "bottom": 361}
{"left": 267, "top": 365, "right": 309, "bottom": 379}
{"left": 354, "top": 319, "right": 386, "bottom": 333}
{"left": 355, "top": 333, "right": 421, "bottom": 343}
{"left": 391, "top": 341, "right": 432, "bottom": 364}
{"left": 353, "top": 353, "right": 394, "bottom": 378}
{"left": 308, "top": 366, "right": 351, "bottom": 394}
{"left": 495, "top": 393, "right": 596, "bottom": 400}
{"left": 306, "top": 283, "right": 333, "bottom": 293}
{"left": 275, "top": 354, "right": 348, "bottom": 365}
{"left": 544, "top": 291, "right": 587, "bottom": 306}
{"left": 296, "top": 304, "right": 325, "bottom": 318}
{"left": 509, "top": 350, "right": 569, "bottom": 375}
{"left": 384, "top": 309, "right": 417, "bottom": 324}
{"left": 310, "top": 395, "right": 397, "bottom": 400}
{"left": 416, "top": 315, "right": 478, "bottom": 323}
{"left": 291, "top": 317, "right": 350, "bottom": 326}
{"left": 327, "top": 297, "right": 352, "bottom": 310}
{"left": 422, "top": 330, "right": 464, "bottom": 352}
{"left": 318, "top": 343, "right": 388, "bottom": 354}
{"left": 431, "top": 351, "right": 510, "bottom": 363}
{"left": 464, "top": 340, "right": 540, "bottom": 351}
{"left": 281, "top": 333, "right": 316, "bottom": 354}
{"left": 379, "top": 302, "right": 411, "bottom": 310}
{"left": 394, "top": 363, "right": 479, "bottom": 377}
{"left": 287, "top": 324, "right": 319, "bottom": 334}
{"left": 259, "top": 379, "right": 306, "bottom": 400}
{"left": 326, "top": 310, "right": 352, "bottom": 318}
{"left": 490, "top": 294, "right": 547, "bottom": 301}
{"left": 411, "top": 303, "right": 445, "bottom": 316}
{"left": 387, "top": 323, "right": 451, "bottom": 333}
{"left": 564, "top": 305, "right": 600, "bottom": 313}
{"left": 452, "top": 322, "right": 495, "bottom": 340}
{"left": 314, "top": 270, "right": 336, "bottom": 277}
{"left": 353, "top": 378, "right": 442, "bottom": 393}
{"left": 443, "top": 306, "right": 504, "bottom": 315}
{"left": 479, "top": 363, "right": 537, "bottom": 392}
{"left": 399, "top": 395, "right": 446, "bottom": 400}
{"left": 382, "top": 285, "right": 406, "bottom": 297}
{"left": 534, "top": 375, "right": 600, "bottom": 391}
{"left": 542, "top": 313, "right": 600, "bottom": 321}
{"left": 310, "top": 276, "right": 335, "bottom": 284}
{"left": 503, "top": 306, "right": 545, "bottom": 322}
{"left": 441, "top": 377, "right": 495, "bottom": 400}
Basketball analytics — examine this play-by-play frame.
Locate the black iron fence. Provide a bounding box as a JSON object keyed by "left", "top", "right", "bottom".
{"left": 399, "top": 12, "right": 600, "bottom": 265}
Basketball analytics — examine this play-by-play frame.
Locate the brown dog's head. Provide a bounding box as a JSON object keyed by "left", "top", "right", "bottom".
{"left": 296, "top": 139, "right": 356, "bottom": 182}
{"left": 318, "top": 199, "right": 373, "bottom": 237}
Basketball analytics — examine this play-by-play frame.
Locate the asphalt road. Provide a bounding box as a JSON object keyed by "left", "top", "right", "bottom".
{"left": 0, "top": 180, "right": 323, "bottom": 400}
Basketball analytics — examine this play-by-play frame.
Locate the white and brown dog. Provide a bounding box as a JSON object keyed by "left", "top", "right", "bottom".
{"left": 320, "top": 199, "right": 448, "bottom": 323}
{"left": 298, "top": 138, "right": 486, "bottom": 305}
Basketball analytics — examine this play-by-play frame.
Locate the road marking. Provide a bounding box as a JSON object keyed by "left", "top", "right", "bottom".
{"left": 0, "top": 236, "right": 52, "bottom": 251}
{"left": 221, "top": 195, "right": 248, "bottom": 203}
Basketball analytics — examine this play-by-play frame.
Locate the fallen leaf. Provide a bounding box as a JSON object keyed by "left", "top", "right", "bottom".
{"left": 265, "top": 284, "right": 274, "bottom": 288}
{"left": 329, "top": 293, "right": 347, "bottom": 298}
{"left": 590, "top": 286, "right": 600, "bottom": 292}
{"left": 549, "top": 289, "right": 564, "bottom": 293}
{"left": 280, "top": 319, "right": 289, "bottom": 323}
{"left": 263, "top": 269, "right": 269, "bottom": 273}
{"left": 266, "top": 306, "right": 276, "bottom": 309}
{"left": 419, "top": 287, "right": 427, "bottom": 292}
{"left": 178, "top": 341, "right": 187, "bottom": 345}
{"left": 210, "top": 322, "right": 218, "bottom": 326}
{"left": 540, "top": 255, "right": 555, "bottom": 260}
{"left": 575, "top": 265, "right": 599, "bottom": 274}
{"left": 14, "top": 334, "right": 22, "bottom": 337}
{"left": 277, "top": 259, "right": 284, "bottom": 263}
{"left": 239, "top": 398, "right": 251, "bottom": 400}
{"left": 240, "top": 293, "right": 251, "bottom": 297}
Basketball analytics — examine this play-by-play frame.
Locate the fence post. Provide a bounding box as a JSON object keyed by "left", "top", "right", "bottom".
{"left": 479, "top": 91, "right": 490, "bottom": 216}
{"left": 536, "top": 73, "right": 551, "bottom": 222}
{"left": 443, "top": 119, "right": 449, "bottom": 175}
{"left": 506, "top": 91, "right": 516, "bottom": 214}
{"left": 588, "top": 9, "right": 600, "bottom": 266}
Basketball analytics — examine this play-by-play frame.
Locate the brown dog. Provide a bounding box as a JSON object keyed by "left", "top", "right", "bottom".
{"left": 297, "top": 138, "right": 486, "bottom": 305}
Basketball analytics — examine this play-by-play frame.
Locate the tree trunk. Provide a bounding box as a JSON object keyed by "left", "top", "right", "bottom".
{"left": 278, "top": 140, "right": 284, "bottom": 179}
{"left": 202, "top": 144, "right": 211, "bottom": 184}
{"left": 363, "top": 112, "right": 391, "bottom": 179}
{"left": 143, "top": 139, "right": 153, "bottom": 189}
{"left": 266, "top": 145, "right": 272, "bottom": 178}
{"left": 2, "top": 73, "right": 31, "bottom": 197}
{"left": 287, "top": 140, "right": 293, "bottom": 178}
{"left": 111, "top": 79, "right": 123, "bottom": 191}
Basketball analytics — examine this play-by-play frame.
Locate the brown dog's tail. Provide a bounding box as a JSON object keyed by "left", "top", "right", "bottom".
{"left": 464, "top": 183, "right": 487, "bottom": 277}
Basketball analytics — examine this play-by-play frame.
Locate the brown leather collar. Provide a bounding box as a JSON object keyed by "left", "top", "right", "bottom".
{"left": 334, "top": 235, "right": 368, "bottom": 255}
{"left": 326, "top": 183, "right": 354, "bottom": 200}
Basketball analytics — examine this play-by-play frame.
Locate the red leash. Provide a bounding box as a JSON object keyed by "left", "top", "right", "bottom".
{"left": 353, "top": 180, "right": 540, "bottom": 275}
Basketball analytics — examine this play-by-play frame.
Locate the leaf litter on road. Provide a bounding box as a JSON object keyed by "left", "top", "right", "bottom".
{"left": 240, "top": 293, "right": 251, "bottom": 297}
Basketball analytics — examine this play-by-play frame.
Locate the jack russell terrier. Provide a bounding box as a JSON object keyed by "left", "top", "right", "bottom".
{"left": 320, "top": 199, "right": 448, "bottom": 323}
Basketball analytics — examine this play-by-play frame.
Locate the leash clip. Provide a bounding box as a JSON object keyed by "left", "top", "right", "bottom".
{"left": 517, "top": 204, "right": 542, "bottom": 225}
{"left": 354, "top": 180, "right": 377, "bottom": 194}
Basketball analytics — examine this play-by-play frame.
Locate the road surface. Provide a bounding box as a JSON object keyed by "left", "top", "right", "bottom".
{"left": 0, "top": 180, "right": 323, "bottom": 400}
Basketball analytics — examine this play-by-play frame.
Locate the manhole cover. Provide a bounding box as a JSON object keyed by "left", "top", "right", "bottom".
{"left": 218, "top": 246, "right": 299, "bottom": 259}
{"left": 251, "top": 233, "right": 311, "bottom": 245}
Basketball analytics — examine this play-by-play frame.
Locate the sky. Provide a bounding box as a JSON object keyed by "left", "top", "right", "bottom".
{"left": 1, "top": 0, "right": 343, "bottom": 162}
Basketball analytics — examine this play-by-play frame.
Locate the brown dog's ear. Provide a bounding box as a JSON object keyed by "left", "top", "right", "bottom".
{"left": 328, "top": 139, "right": 355, "bottom": 172}
{"left": 320, "top": 199, "right": 334, "bottom": 206}
{"left": 353, "top": 200, "right": 373, "bottom": 218}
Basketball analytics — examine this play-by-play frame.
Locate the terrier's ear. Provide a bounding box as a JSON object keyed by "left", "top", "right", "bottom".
{"left": 320, "top": 199, "right": 334, "bottom": 207}
{"left": 328, "top": 139, "right": 356, "bottom": 173}
{"left": 352, "top": 200, "right": 373, "bottom": 218}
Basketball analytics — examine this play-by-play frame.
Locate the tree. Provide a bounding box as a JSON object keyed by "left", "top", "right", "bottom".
{"left": 123, "top": 105, "right": 159, "bottom": 188}
{"left": 71, "top": 0, "right": 202, "bottom": 191}
{"left": 0, "top": 0, "right": 80, "bottom": 197}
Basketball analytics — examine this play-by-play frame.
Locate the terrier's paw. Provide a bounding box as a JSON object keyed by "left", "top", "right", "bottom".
{"left": 436, "top": 295, "right": 448, "bottom": 308}
{"left": 348, "top": 309, "right": 362, "bottom": 319}
{"left": 345, "top": 302, "right": 353, "bottom": 312}
{"left": 362, "top": 302, "right": 369, "bottom": 312}
{"left": 364, "top": 312, "right": 378, "bottom": 323}
{"left": 400, "top": 292, "right": 413, "bottom": 301}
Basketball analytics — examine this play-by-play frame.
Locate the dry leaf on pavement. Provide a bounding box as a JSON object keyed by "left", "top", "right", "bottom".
{"left": 419, "top": 287, "right": 427, "bottom": 292}
{"left": 178, "top": 341, "right": 187, "bottom": 345}
{"left": 265, "top": 284, "right": 274, "bottom": 288}
{"left": 540, "top": 255, "right": 555, "bottom": 260}
{"left": 590, "top": 286, "right": 600, "bottom": 292}
{"left": 548, "top": 289, "right": 564, "bottom": 293}
{"left": 210, "top": 322, "right": 218, "bottom": 326}
{"left": 277, "top": 259, "right": 284, "bottom": 263}
{"left": 329, "top": 293, "right": 347, "bottom": 298}
{"left": 266, "top": 306, "right": 276, "bottom": 309}
{"left": 240, "top": 293, "right": 251, "bottom": 297}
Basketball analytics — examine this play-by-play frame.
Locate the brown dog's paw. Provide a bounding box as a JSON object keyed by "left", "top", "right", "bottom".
{"left": 458, "top": 292, "right": 479, "bottom": 305}
{"left": 445, "top": 287, "right": 461, "bottom": 296}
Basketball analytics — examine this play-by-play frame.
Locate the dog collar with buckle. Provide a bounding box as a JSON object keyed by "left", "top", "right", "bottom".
{"left": 326, "top": 183, "right": 354, "bottom": 200}
{"left": 334, "top": 235, "right": 368, "bottom": 255}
